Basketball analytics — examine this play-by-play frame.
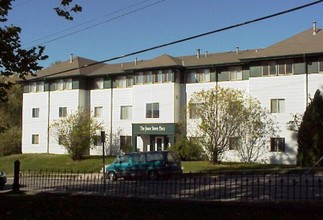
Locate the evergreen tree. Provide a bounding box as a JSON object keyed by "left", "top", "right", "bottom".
{"left": 298, "top": 89, "right": 323, "bottom": 167}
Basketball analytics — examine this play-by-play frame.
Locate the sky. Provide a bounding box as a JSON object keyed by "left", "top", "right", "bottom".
{"left": 6, "top": 0, "right": 323, "bottom": 67}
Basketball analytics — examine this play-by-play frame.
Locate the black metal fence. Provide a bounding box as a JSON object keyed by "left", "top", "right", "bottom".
{"left": 18, "top": 169, "right": 323, "bottom": 202}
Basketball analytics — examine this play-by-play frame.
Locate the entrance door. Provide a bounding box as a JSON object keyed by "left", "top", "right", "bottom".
{"left": 155, "top": 136, "right": 164, "bottom": 151}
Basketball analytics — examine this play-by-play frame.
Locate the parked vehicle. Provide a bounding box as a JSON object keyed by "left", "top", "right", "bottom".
{"left": 105, "top": 151, "right": 182, "bottom": 181}
{"left": 0, "top": 171, "right": 7, "bottom": 190}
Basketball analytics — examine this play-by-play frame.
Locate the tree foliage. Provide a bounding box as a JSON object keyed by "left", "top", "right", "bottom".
{"left": 0, "top": 0, "right": 82, "bottom": 102}
{"left": 0, "top": 76, "right": 22, "bottom": 155}
{"left": 189, "top": 86, "right": 278, "bottom": 164}
{"left": 236, "top": 98, "right": 279, "bottom": 163}
{"left": 50, "top": 109, "right": 102, "bottom": 160}
{"left": 297, "top": 89, "right": 323, "bottom": 167}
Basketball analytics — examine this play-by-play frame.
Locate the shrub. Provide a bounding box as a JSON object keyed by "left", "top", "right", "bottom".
{"left": 170, "top": 137, "right": 204, "bottom": 161}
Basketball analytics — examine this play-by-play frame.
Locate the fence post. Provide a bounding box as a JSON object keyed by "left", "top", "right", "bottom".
{"left": 12, "top": 160, "right": 20, "bottom": 191}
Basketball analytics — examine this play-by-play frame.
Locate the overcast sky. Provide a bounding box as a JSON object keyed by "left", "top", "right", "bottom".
{"left": 7, "top": 0, "right": 323, "bottom": 67}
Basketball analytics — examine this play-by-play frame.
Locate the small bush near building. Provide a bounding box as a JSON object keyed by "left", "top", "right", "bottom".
{"left": 171, "top": 136, "right": 204, "bottom": 161}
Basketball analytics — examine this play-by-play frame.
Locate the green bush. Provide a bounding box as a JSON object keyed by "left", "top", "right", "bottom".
{"left": 170, "top": 137, "right": 204, "bottom": 161}
{"left": 0, "top": 126, "right": 21, "bottom": 156}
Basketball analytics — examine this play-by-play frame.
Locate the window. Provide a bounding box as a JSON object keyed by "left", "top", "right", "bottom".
{"left": 278, "top": 60, "right": 293, "bottom": 75}
{"left": 162, "top": 69, "right": 174, "bottom": 83}
{"left": 93, "top": 135, "right": 102, "bottom": 146}
{"left": 58, "top": 135, "right": 66, "bottom": 145}
{"left": 229, "top": 137, "right": 240, "bottom": 150}
{"left": 187, "top": 69, "right": 210, "bottom": 83}
{"left": 144, "top": 71, "right": 153, "bottom": 84}
{"left": 94, "top": 106, "right": 103, "bottom": 118}
{"left": 120, "top": 106, "right": 132, "bottom": 120}
{"left": 189, "top": 103, "right": 202, "bottom": 119}
{"left": 120, "top": 136, "right": 132, "bottom": 150}
{"left": 271, "top": 99, "right": 285, "bottom": 113}
{"left": 146, "top": 103, "right": 159, "bottom": 118}
{"left": 270, "top": 138, "right": 285, "bottom": 152}
{"left": 135, "top": 72, "right": 144, "bottom": 85}
{"left": 153, "top": 70, "right": 163, "bottom": 83}
{"left": 263, "top": 61, "right": 277, "bottom": 76}
{"left": 32, "top": 108, "right": 39, "bottom": 118}
{"left": 229, "top": 66, "right": 242, "bottom": 81}
{"left": 63, "top": 79, "right": 72, "bottom": 90}
{"left": 320, "top": 57, "right": 323, "bottom": 72}
{"left": 59, "top": 107, "right": 67, "bottom": 117}
{"left": 32, "top": 134, "right": 39, "bottom": 144}
{"left": 93, "top": 78, "right": 103, "bottom": 89}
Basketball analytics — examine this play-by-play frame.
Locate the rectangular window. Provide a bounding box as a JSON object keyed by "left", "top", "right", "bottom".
{"left": 30, "top": 82, "right": 37, "bottom": 92}
{"left": 63, "top": 79, "right": 72, "bottom": 90}
{"left": 229, "top": 66, "right": 242, "bottom": 81}
{"left": 120, "top": 106, "right": 132, "bottom": 120}
{"left": 32, "top": 134, "right": 39, "bottom": 144}
{"left": 93, "top": 78, "right": 104, "bottom": 89}
{"left": 36, "top": 82, "right": 44, "bottom": 92}
{"left": 59, "top": 107, "right": 67, "bottom": 117}
{"left": 229, "top": 137, "right": 240, "bottom": 150}
{"left": 270, "top": 138, "right": 285, "bottom": 152}
{"left": 320, "top": 57, "right": 323, "bottom": 72}
{"left": 116, "top": 76, "right": 126, "bottom": 88}
{"left": 58, "top": 135, "right": 66, "bottom": 145}
{"left": 32, "top": 108, "right": 39, "bottom": 118}
{"left": 189, "top": 103, "right": 202, "bottom": 119}
{"left": 120, "top": 135, "right": 132, "bottom": 149}
{"left": 270, "top": 99, "right": 285, "bottom": 113}
{"left": 153, "top": 70, "right": 163, "bottom": 83}
{"left": 93, "top": 135, "right": 102, "bottom": 146}
{"left": 278, "top": 60, "right": 293, "bottom": 75}
{"left": 263, "top": 61, "right": 277, "bottom": 76}
{"left": 94, "top": 106, "right": 103, "bottom": 118}
{"left": 135, "top": 72, "right": 144, "bottom": 85}
{"left": 146, "top": 103, "right": 159, "bottom": 118}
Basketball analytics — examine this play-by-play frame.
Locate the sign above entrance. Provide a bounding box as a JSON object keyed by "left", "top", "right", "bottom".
{"left": 132, "top": 123, "right": 176, "bottom": 135}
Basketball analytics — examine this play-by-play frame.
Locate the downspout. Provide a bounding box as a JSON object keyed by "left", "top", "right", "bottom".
{"left": 47, "top": 80, "right": 51, "bottom": 154}
{"left": 303, "top": 54, "right": 309, "bottom": 107}
{"left": 109, "top": 78, "right": 114, "bottom": 155}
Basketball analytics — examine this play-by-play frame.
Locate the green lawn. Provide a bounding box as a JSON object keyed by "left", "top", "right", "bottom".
{"left": 0, "top": 153, "right": 298, "bottom": 176}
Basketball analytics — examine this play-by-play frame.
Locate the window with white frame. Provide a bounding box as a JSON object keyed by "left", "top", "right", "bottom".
{"left": 270, "top": 137, "right": 285, "bottom": 152}
{"left": 32, "top": 134, "right": 39, "bottom": 144}
{"left": 63, "top": 79, "right": 72, "bottom": 90}
{"left": 189, "top": 103, "right": 202, "bottom": 119}
{"left": 59, "top": 107, "right": 67, "bottom": 117}
{"left": 135, "top": 72, "right": 144, "bottom": 85}
{"left": 162, "top": 69, "right": 174, "bottom": 83}
{"left": 146, "top": 103, "right": 159, "bottom": 118}
{"left": 187, "top": 69, "right": 210, "bottom": 83}
{"left": 32, "top": 108, "right": 39, "bottom": 118}
{"left": 116, "top": 76, "right": 127, "bottom": 88}
{"left": 153, "top": 70, "right": 163, "bottom": 83}
{"left": 270, "top": 99, "right": 285, "bottom": 113}
{"left": 120, "top": 106, "right": 132, "bottom": 120}
{"left": 120, "top": 135, "right": 132, "bottom": 150}
{"left": 262, "top": 61, "right": 277, "bottom": 76}
{"left": 93, "top": 78, "right": 104, "bottom": 89}
{"left": 94, "top": 106, "right": 103, "bottom": 118}
{"left": 278, "top": 60, "right": 293, "bottom": 75}
{"left": 229, "top": 66, "right": 242, "bottom": 81}
{"left": 229, "top": 137, "right": 240, "bottom": 150}
{"left": 319, "top": 57, "right": 323, "bottom": 72}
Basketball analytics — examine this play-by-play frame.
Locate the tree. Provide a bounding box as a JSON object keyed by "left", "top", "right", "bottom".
{"left": 236, "top": 98, "right": 279, "bottom": 163}
{"left": 50, "top": 109, "right": 102, "bottom": 160}
{"left": 0, "top": 76, "right": 22, "bottom": 155}
{"left": 297, "top": 89, "right": 323, "bottom": 167}
{"left": 0, "top": 0, "right": 82, "bottom": 101}
{"left": 189, "top": 86, "right": 278, "bottom": 164}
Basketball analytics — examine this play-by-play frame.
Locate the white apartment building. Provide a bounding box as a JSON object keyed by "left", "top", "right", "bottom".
{"left": 22, "top": 25, "right": 323, "bottom": 164}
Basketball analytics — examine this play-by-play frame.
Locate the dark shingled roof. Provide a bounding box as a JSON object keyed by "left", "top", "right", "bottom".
{"left": 241, "top": 28, "right": 323, "bottom": 60}
{"left": 27, "top": 26, "right": 323, "bottom": 80}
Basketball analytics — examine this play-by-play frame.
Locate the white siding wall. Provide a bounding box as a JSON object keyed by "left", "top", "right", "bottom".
{"left": 132, "top": 83, "right": 176, "bottom": 123}
{"left": 22, "top": 92, "right": 49, "bottom": 153}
